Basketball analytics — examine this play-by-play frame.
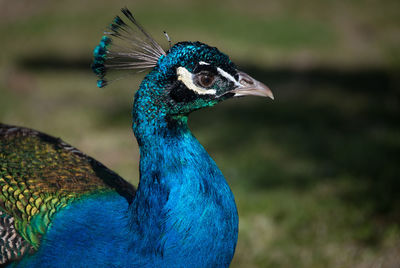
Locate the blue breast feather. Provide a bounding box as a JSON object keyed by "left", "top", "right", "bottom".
{"left": 13, "top": 131, "right": 238, "bottom": 267}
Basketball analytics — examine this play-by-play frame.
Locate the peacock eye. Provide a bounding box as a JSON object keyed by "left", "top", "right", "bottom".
{"left": 197, "top": 72, "right": 216, "bottom": 88}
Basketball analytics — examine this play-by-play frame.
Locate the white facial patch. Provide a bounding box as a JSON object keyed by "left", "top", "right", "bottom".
{"left": 199, "top": 61, "right": 210, "bottom": 65}
{"left": 217, "top": 67, "right": 241, "bottom": 86}
{"left": 176, "top": 67, "right": 217, "bottom": 95}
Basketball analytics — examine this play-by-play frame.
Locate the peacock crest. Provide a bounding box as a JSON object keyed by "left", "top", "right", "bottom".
{"left": 92, "top": 8, "right": 166, "bottom": 88}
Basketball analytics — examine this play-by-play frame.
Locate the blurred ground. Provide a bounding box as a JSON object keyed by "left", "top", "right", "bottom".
{"left": 0, "top": 0, "right": 399, "bottom": 267}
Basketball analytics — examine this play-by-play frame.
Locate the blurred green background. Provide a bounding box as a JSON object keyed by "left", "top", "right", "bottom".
{"left": 1, "top": 0, "right": 399, "bottom": 267}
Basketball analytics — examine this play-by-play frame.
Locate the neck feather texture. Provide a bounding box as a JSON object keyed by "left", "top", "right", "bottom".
{"left": 127, "top": 84, "right": 238, "bottom": 266}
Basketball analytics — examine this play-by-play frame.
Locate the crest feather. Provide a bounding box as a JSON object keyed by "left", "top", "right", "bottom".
{"left": 92, "top": 8, "right": 166, "bottom": 88}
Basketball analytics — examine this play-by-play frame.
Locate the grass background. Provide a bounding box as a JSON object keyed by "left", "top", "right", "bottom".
{"left": 1, "top": 0, "right": 399, "bottom": 267}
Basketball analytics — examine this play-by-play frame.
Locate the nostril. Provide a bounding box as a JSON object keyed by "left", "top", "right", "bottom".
{"left": 245, "top": 78, "right": 254, "bottom": 84}
{"left": 240, "top": 77, "right": 254, "bottom": 86}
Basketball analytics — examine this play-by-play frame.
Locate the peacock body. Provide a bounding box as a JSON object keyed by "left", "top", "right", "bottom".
{"left": 0, "top": 8, "right": 273, "bottom": 267}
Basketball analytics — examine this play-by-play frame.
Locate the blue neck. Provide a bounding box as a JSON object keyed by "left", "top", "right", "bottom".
{"left": 127, "top": 79, "right": 238, "bottom": 266}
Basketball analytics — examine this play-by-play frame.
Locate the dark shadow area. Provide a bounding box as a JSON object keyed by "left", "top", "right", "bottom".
{"left": 18, "top": 55, "right": 92, "bottom": 71}
{"left": 17, "top": 55, "right": 400, "bottom": 223}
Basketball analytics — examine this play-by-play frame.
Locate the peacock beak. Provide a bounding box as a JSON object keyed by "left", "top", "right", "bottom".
{"left": 231, "top": 71, "right": 274, "bottom": 99}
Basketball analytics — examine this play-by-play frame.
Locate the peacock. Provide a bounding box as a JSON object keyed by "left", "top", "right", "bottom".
{"left": 0, "top": 8, "right": 273, "bottom": 267}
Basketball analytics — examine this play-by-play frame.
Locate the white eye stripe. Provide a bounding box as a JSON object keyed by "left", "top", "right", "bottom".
{"left": 199, "top": 61, "right": 210, "bottom": 65}
{"left": 176, "top": 67, "right": 217, "bottom": 95}
{"left": 217, "top": 67, "right": 241, "bottom": 86}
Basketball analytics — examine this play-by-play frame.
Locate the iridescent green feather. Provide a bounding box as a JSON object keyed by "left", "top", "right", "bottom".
{"left": 0, "top": 124, "right": 135, "bottom": 255}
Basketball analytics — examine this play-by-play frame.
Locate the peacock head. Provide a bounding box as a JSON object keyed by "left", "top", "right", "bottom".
{"left": 92, "top": 8, "right": 273, "bottom": 118}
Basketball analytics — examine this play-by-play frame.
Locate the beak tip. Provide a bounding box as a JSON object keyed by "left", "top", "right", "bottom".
{"left": 267, "top": 90, "right": 274, "bottom": 100}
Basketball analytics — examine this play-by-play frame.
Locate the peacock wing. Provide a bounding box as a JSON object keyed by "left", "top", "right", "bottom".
{"left": 0, "top": 124, "right": 135, "bottom": 264}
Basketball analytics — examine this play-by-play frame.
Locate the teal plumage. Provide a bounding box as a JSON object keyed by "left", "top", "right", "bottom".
{"left": 0, "top": 8, "right": 273, "bottom": 267}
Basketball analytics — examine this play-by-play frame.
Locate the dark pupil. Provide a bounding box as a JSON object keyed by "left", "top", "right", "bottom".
{"left": 200, "top": 74, "right": 213, "bottom": 87}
